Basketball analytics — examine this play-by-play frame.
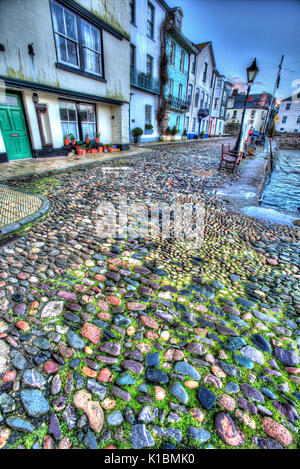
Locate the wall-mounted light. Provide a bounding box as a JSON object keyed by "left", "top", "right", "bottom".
{"left": 0, "top": 44, "right": 5, "bottom": 52}
{"left": 112, "top": 115, "right": 115, "bottom": 119}
{"left": 28, "top": 43, "right": 35, "bottom": 57}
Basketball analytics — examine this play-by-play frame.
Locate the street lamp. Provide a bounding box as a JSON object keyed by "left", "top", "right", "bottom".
{"left": 233, "top": 58, "right": 259, "bottom": 153}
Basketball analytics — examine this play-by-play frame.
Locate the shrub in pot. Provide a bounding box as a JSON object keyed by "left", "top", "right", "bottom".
{"left": 132, "top": 127, "right": 143, "bottom": 143}
{"left": 183, "top": 129, "right": 187, "bottom": 140}
{"left": 95, "top": 131, "right": 100, "bottom": 144}
{"left": 85, "top": 133, "right": 90, "bottom": 144}
{"left": 64, "top": 135, "right": 70, "bottom": 146}
{"left": 69, "top": 134, "right": 76, "bottom": 145}
{"left": 200, "top": 131, "right": 205, "bottom": 139}
{"left": 165, "top": 126, "right": 172, "bottom": 141}
{"left": 171, "top": 126, "right": 177, "bottom": 141}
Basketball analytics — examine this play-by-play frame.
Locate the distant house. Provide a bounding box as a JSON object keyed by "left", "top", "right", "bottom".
{"left": 209, "top": 71, "right": 233, "bottom": 136}
{"left": 225, "top": 92, "right": 274, "bottom": 133}
{"left": 185, "top": 41, "right": 215, "bottom": 138}
{"left": 0, "top": 0, "right": 130, "bottom": 163}
{"left": 164, "top": 7, "right": 198, "bottom": 137}
{"left": 129, "top": 0, "right": 168, "bottom": 142}
{"left": 276, "top": 94, "right": 300, "bottom": 133}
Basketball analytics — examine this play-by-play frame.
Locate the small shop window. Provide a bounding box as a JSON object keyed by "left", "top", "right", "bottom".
{"left": 79, "top": 103, "right": 96, "bottom": 138}
{"left": 59, "top": 101, "right": 79, "bottom": 139}
{"left": 59, "top": 100, "right": 96, "bottom": 140}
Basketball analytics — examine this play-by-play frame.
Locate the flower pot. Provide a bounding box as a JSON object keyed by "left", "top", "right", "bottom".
{"left": 64, "top": 139, "right": 70, "bottom": 146}
{"left": 76, "top": 149, "right": 83, "bottom": 155}
{"left": 108, "top": 147, "right": 113, "bottom": 152}
{"left": 95, "top": 138, "right": 100, "bottom": 144}
{"left": 133, "top": 134, "right": 141, "bottom": 144}
{"left": 85, "top": 139, "right": 90, "bottom": 145}
{"left": 92, "top": 149, "right": 97, "bottom": 153}
{"left": 98, "top": 147, "right": 103, "bottom": 153}
{"left": 183, "top": 136, "right": 187, "bottom": 141}
{"left": 71, "top": 139, "right": 76, "bottom": 145}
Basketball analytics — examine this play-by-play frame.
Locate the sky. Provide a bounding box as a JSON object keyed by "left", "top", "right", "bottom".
{"left": 167, "top": 0, "right": 300, "bottom": 102}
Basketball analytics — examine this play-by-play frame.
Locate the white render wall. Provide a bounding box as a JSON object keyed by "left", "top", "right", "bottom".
{"left": 276, "top": 99, "right": 300, "bottom": 133}
{"left": 130, "top": 90, "right": 159, "bottom": 141}
{"left": 226, "top": 108, "right": 267, "bottom": 132}
{"left": 186, "top": 44, "right": 215, "bottom": 134}
{"left": 129, "top": 0, "right": 165, "bottom": 140}
{"left": 0, "top": 0, "right": 130, "bottom": 104}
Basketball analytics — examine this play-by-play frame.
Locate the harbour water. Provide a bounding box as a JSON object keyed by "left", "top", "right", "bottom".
{"left": 261, "top": 148, "right": 300, "bottom": 214}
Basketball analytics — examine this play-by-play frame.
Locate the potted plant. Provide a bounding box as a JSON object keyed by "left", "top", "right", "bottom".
{"left": 98, "top": 146, "right": 103, "bottom": 153}
{"left": 132, "top": 127, "right": 143, "bottom": 144}
{"left": 166, "top": 126, "right": 172, "bottom": 141}
{"left": 64, "top": 135, "right": 70, "bottom": 146}
{"left": 108, "top": 144, "right": 114, "bottom": 152}
{"left": 145, "top": 124, "right": 154, "bottom": 135}
{"left": 95, "top": 131, "right": 100, "bottom": 144}
{"left": 85, "top": 133, "right": 90, "bottom": 144}
{"left": 200, "top": 130, "right": 205, "bottom": 139}
{"left": 171, "top": 126, "right": 177, "bottom": 141}
{"left": 183, "top": 129, "right": 187, "bottom": 141}
{"left": 69, "top": 134, "right": 76, "bottom": 145}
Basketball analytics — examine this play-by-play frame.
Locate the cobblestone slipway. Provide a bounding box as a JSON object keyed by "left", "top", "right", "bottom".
{"left": 0, "top": 139, "right": 299, "bottom": 449}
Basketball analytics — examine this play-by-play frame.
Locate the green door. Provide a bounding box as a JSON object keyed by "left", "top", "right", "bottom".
{"left": 0, "top": 93, "right": 32, "bottom": 160}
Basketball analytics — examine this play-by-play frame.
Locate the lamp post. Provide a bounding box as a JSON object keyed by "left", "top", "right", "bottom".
{"left": 233, "top": 58, "right": 259, "bottom": 153}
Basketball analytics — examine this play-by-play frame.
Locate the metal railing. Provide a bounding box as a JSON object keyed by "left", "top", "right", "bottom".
{"left": 168, "top": 95, "right": 189, "bottom": 111}
{"left": 130, "top": 67, "right": 160, "bottom": 94}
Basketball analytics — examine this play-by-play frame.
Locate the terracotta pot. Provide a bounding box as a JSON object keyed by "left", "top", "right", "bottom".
{"left": 64, "top": 139, "right": 70, "bottom": 146}
{"left": 71, "top": 139, "right": 76, "bottom": 145}
{"left": 98, "top": 147, "right": 103, "bottom": 153}
{"left": 85, "top": 139, "right": 90, "bottom": 144}
{"left": 95, "top": 138, "right": 100, "bottom": 144}
{"left": 92, "top": 149, "right": 97, "bottom": 153}
{"left": 76, "top": 149, "right": 83, "bottom": 155}
{"left": 108, "top": 147, "right": 113, "bottom": 152}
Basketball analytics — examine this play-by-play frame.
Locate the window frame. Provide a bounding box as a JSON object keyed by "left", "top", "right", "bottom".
{"left": 178, "top": 84, "right": 183, "bottom": 100}
{"left": 170, "top": 41, "right": 176, "bottom": 68}
{"left": 146, "top": 54, "right": 154, "bottom": 77}
{"left": 130, "top": 0, "right": 135, "bottom": 25}
{"left": 169, "top": 78, "right": 174, "bottom": 97}
{"left": 145, "top": 104, "right": 152, "bottom": 127}
{"left": 194, "top": 87, "right": 200, "bottom": 107}
{"left": 50, "top": 0, "right": 105, "bottom": 81}
{"left": 203, "top": 62, "right": 208, "bottom": 82}
{"left": 130, "top": 44, "right": 136, "bottom": 69}
{"left": 179, "top": 51, "right": 185, "bottom": 74}
{"left": 59, "top": 98, "right": 97, "bottom": 141}
{"left": 282, "top": 116, "right": 287, "bottom": 123}
{"left": 147, "top": 2, "right": 155, "bottom": 39}
{"left": 297, "top": 115, "right": 300, "bottom": 124}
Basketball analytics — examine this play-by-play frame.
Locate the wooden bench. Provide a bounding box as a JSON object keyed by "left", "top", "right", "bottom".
{"left": 218, "top": 143, "right": 241, "bottom": 172}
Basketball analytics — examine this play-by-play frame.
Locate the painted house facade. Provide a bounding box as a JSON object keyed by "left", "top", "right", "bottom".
{"left": 0, "top": 0, "right": 130, "bottom": 163}
{"left": 185, "top": 41, "right": 215, "bottom": 138}
{"left": 129, "top": 0, "right": 168, "bottom": 142}
{"left": 165, "top": 7, "right": 197, "bottom": 136}
{"left": 226, "top": 93, "right": 273, "bottom": 133}
{"left": 209, "top": 72, "right": 233, "bottom": 136}
{"left": 276, "top": 95, "right": 300, "bottom": 133}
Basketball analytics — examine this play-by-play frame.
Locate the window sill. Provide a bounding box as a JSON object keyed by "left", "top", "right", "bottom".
{"left": 56, "top": 63, "right": 107, "bottom": 83}
{"left": 146, "top": 35, "right": 155, "bottom": 42}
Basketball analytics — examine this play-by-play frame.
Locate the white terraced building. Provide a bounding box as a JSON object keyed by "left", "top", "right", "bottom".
{"left": 276, "top": 94, "right": 300, "bottom": 133}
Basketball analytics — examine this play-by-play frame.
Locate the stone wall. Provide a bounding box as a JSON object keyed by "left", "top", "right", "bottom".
{"left": 276, "top": 133, "right": 300, "bottom": 149}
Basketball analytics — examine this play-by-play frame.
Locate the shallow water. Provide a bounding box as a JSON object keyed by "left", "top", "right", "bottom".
{"left": 261, "top": 148, "right": 300, "bottom": 214}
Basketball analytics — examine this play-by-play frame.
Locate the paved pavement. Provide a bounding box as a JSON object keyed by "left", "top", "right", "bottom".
{"left": 0, "top": 147, "right": 150, "bottom": 182}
